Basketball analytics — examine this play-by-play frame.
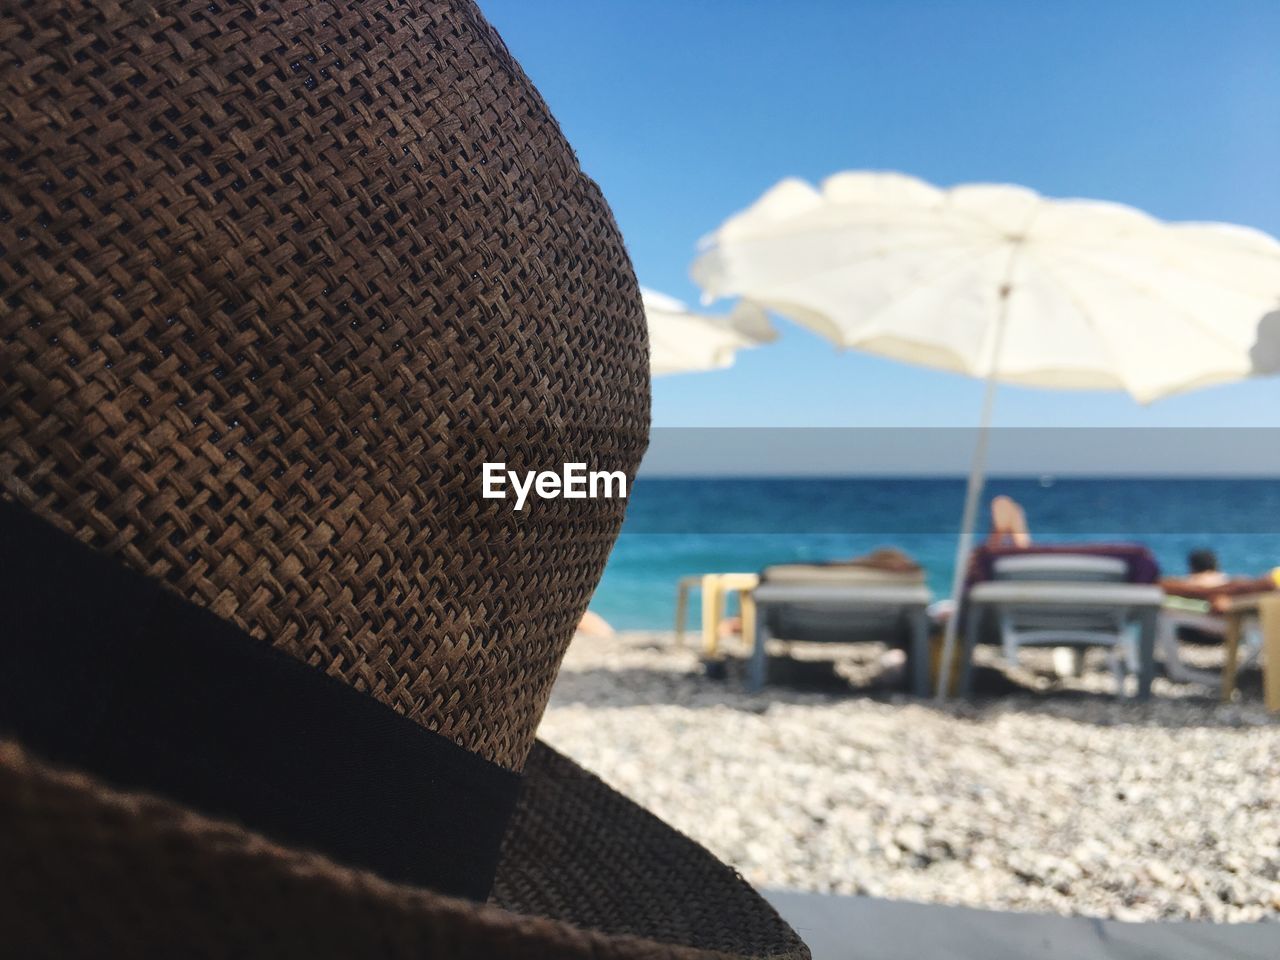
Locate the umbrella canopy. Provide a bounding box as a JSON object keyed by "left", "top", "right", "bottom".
{"left": 692, "top": 171, "right": 1280, "bottom": 402}
{"left": 643, "top": 286, "right": 775, "bottom": 376}
{"left": 693, "top": 171, "right": 1280, "bottom": 697}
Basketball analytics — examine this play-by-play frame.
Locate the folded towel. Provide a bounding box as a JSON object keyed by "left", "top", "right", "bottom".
{"left": 968, "top": 543, "right": 1160, "bottom": 588}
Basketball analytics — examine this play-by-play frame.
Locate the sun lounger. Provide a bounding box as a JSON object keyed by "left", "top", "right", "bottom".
{"left": 1157, "top": 595, "right": 1247, "bottom": 687}
{"left": 1156, "top": 584, "right": 1279, "bottom": 710}
{"left": 957, "top": 546, "right": 1164, "bottom": 699}
{"left": 750, "top": 561, "right": 933, "bottom": 695}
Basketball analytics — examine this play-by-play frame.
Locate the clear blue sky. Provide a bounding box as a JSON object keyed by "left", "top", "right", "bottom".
{"left": 480, "top": 1, "right": 1280, "bottom": 429}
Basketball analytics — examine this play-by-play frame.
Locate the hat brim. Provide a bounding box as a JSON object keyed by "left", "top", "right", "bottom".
{"left": 0, "top": 736, "right": 807, "bottom": 960}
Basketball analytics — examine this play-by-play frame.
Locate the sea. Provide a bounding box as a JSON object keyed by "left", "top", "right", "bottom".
{"left": 591, "top": 476, "right": 1280, "bottom": 629}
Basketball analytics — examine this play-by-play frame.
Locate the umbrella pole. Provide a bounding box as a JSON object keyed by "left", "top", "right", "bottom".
{"left": 934, "top": 372, "right": 998, "bottom": 698}
{"left": 935, "top": 284, "right": 1012, "bottom": 699}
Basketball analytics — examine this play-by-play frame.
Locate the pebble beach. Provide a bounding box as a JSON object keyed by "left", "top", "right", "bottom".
{"left": 539, "top": 631, "right": 1280, "bottom": 923}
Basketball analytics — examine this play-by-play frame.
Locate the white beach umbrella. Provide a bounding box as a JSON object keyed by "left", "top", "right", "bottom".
{"left": 692, "top": 171, "right": 1280, "bottom": 696}
{"left": 643, "top": 286, "right": 775, "bottom": 376}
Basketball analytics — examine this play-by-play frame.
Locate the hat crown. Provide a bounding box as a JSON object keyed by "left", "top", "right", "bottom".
{"left": 0, "top": 0, "right": 648, "bottom": 770}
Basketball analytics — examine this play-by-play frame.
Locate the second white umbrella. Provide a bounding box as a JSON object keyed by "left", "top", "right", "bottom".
{"left": 643, "top": 287, "right": 774, "bottom": 377}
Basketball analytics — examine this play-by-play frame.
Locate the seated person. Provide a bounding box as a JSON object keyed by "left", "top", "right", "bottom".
{"left": 1180, "top": 548, "right": 1228, "bottom": 589}
{"left": 1161, "top": 549, "right": 1276, "bottom": 613}
{"left": 988, "top": 494, "right": 1031, "bottom": 548}
{"left": 1157, "top": 549, "right": 1278, "bottom": 684}
{"left": 930, "top": 497, "right": 1030, "bottom": 624}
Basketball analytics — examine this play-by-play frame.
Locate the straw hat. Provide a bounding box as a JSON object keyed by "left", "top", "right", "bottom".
{"left": 0, "top": 1, "right": 807, "bottom": 957}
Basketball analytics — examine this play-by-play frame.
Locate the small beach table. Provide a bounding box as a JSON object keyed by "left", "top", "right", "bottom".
{"left": 674, "top": 573, "right": 759, "bottom": 657}
{"left": 1221, "top": 592, "right": 1280, "bottom": 712}
{"left": 960, "top": 581, "right": 1165, "bottom": 699}
{"left": 750, "top": 582, "right": 933, "bottom": 695}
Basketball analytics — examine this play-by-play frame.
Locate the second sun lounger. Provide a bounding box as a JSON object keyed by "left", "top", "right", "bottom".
{"left": 958, "top": 552, "right": 1164, "bottom": 699}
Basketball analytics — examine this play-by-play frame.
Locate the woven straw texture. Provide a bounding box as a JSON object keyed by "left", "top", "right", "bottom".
{"left": 0, "top": 0, "right": 649, "bottom": 771}
{"left": 0, "top": 2, "right": 811, "bottom": 956}
{"left": 0, "top": 738, "right": 810, "bottom": 959}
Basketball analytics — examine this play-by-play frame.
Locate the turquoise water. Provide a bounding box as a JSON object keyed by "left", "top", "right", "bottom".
{"left": 592, "top": 477, "right": 1280, "bottom": 629}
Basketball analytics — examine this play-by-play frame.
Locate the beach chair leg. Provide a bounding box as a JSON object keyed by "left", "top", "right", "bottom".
{"left": 740, "top": 591, "right": 757, "bottom": 656}
{"left": 958, "top": 605, "right": 980, "bottom": 697}
{"left": 1222, "top": 612, "right": 1242, "bottom": 703}
{"left": 907, "top": 607, "right": 930, "bottom": 697}
{"left": 748, "top": 606, "right": 770, "bottom": 693}
{"left": 998, "top": 609, "right": 1017, "bottom": 666}
{"left": 675, "top": 577, "right": 692, "bottom": 648}
{"left": 1259, "top": 596, "right": 1280, "bottom": 713}
{"left": 701, "top": 574, "right": 723, "bottom": 659}
{"left": 1155, "top": 613, "right": 1181, "bottom": 681}
{"left": 1135, "top": 608, "right": 1157, "bottom": 701}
